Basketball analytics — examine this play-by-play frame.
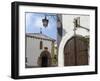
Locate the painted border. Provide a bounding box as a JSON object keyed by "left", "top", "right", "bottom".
{"left": 11, "top": 1, "right": 98, "bottom": 79}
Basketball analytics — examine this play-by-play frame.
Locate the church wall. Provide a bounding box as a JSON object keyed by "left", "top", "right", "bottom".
{"left": 26, "top": 37, "right": 53, "bottom": 67}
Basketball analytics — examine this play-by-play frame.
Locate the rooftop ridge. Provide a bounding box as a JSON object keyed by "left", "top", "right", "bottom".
{"left": 26, "top": 33, "right": 56, "bottom": 41}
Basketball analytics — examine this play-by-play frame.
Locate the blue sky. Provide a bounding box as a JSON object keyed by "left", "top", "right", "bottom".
{"left": 25, "top": 12, "right": 57, "bottom": 40}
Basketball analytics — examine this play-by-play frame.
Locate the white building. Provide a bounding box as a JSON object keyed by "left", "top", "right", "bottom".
{"left": 25, "top": 33, "right": 56, "bottom": 68}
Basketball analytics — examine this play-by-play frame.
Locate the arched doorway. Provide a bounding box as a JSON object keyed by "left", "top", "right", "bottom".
{"left": 64, "top": 35, "right": 89, "bottom": 66}
{"left": 38, "top": 51, "right": 51, "bottom": 67}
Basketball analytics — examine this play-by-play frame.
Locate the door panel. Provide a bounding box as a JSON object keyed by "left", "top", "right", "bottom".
{"left": 41, "top": 56, "right": 48, "bottom": 67}
{"left": 64, "top": 36, "right": 88, "bottom": 66}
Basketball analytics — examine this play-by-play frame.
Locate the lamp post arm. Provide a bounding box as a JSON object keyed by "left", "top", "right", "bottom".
{"left": 78, "top": 25, "right": 90, "bottom": 31}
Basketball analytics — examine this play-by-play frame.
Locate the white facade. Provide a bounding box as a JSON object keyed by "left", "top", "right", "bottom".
{"left": 26, "top": 33, "right": 55, "bottom": 67}
{"left": 62, "top": 15, "right": 90, "bottom": 36}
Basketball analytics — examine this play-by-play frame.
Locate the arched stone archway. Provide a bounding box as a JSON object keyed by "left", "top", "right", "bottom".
{"left": 58, "top": 31, "right": 89, "bottom": 66}
{"left": 38, "top": 51, "right": 52, "bottom": 67}
{"left": 58, "top": 31, "right": 74, "bottom": 66}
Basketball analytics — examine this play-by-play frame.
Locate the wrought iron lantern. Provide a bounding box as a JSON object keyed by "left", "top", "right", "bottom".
{"left": 42, "top": 16, "right": 49, "bottom": 28}
{"left": 73, "top": 17, "right": 80, "bottom": 27}
{"left": 73, "top": 17, "right": 89, "bottom": 31}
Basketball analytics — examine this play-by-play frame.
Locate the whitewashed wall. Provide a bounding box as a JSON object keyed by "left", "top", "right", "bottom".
{"left": 26, "top": 37, "right": 52, "bottom": 67}
{"left": 62, "top": 15, "right": 90, "bottom": 36}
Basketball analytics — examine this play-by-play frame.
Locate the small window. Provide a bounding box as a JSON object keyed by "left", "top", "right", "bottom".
{"left": 40, "top": 41, "right": 43, "bottom": 49}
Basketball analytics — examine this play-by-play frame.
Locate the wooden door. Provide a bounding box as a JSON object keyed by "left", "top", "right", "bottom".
{"left": 64, "top": 36, "right": 89, "bottom": 66}
{"left": 41, "top": 55, "right": 48, "bottom": 67}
